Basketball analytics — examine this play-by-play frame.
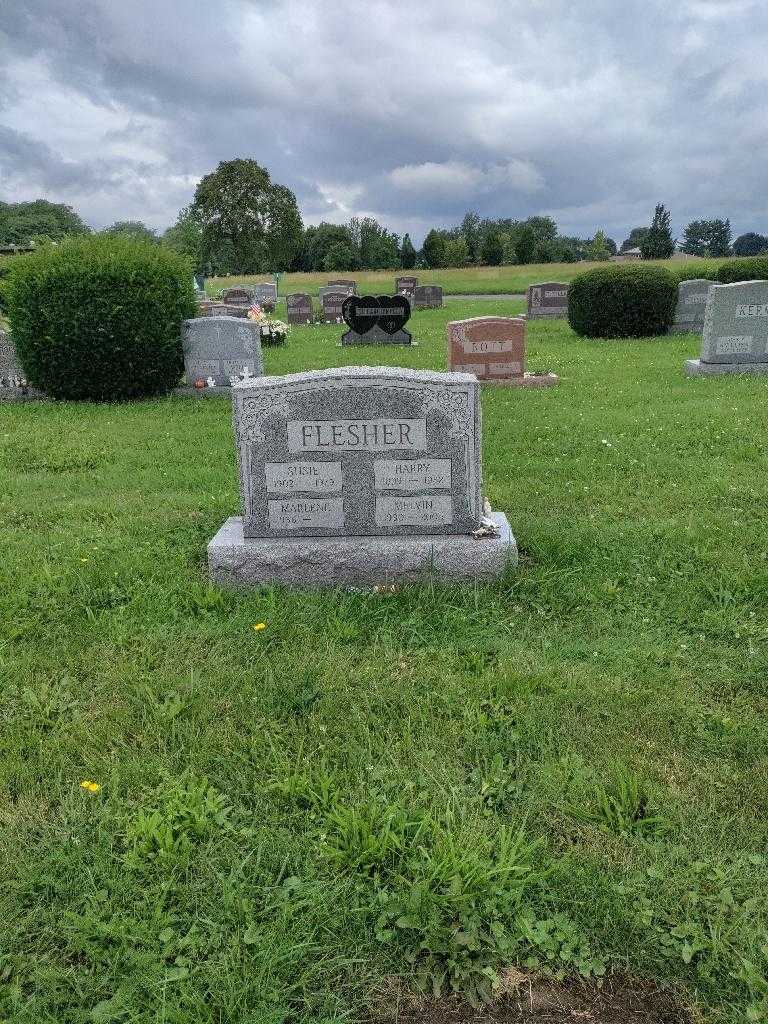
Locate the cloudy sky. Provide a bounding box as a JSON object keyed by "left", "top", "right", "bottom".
{"left": 0, "top": 0, "right": 766, "bottom": 246}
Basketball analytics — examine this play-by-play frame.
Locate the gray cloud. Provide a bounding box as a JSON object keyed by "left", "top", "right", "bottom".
{"left": 1, "top": 0, "right": 767, "bottom": 244}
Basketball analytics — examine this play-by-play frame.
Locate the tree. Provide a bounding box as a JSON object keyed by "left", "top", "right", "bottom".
{"left": 640, "top": 204, "right": 674, "bottom": 259}
{"left": 587, "top": 229, "right": 611, "bottom": 261}
{"left": 733, "top": 232, "right": 768, "bottom": 257}
{"left": 515, "top": 224, "right": 537, "bottom": 264}
{"left": 103, "top": 220, "right": 157, "bottom": 243}
{"left": 621, "top": 227, "right": 649, "bottom": 252}
{"left": 162, "top": 206, "right": 203, "bottom": 270}
{"left": 323, "top": 241, "right": 355, "bottom": 272}
{"left": 500, "top": 233, "right": 517, "bottom": 265}
{"left": 421, "top": 229, "right": 448, "bottom": 268}
{"left": 459, "top": 211, "right": 482, "bottom": 262}
{"left": 350, "top": 216, "right": 400, "bottom": 269}
{"left": 682, "top": 218, "right": 731, "bottom": 258}
{"left": 302, "top": 222, "right": 357, "bottom": 271}
{"left": 524, "top": 215, "right": 558, "bottom": 245}
{"left": 0, "top": 199, "right": 89, "bottom": 244}
{"left": 481, "top": 229, "right": 504, "bottom": 266}
{"left": 400, "top": 233, "right": 416, "bottom": 269}
{"left": 444, "top": 236, "right": 470, "bottom": 267}
{"left": 605, "top": 237, "right": 618, "bottom": 256}
{"left": 192, "top": 159, "right": 303, "bottom": 274}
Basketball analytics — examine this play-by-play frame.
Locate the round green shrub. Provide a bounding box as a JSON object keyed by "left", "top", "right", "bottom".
{"left": 674, "top": 262, "right": 719, "bottom": 283}
{"left": 716, "top": 257, "right": 768, "bottom": 284}
{"left": 567, "top": 264, "right": 677, "bottom": 338}
{"left": 6, "top": 236, "right": 196, "bottom": 400}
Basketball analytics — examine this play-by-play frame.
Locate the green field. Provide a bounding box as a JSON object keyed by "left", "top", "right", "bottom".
{"left": 2, "top": 301, "right": 767, "bottom": 1023}
{"left": 209, "top": 257, "right": 726, "bottom": 298}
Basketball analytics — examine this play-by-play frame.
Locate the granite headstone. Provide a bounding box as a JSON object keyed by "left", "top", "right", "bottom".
{"left": 321, "top": 290, "right": 348, "bottom": 323}
{"left": 447, "top": 316, "right": 557, "bottom": 387}
{"left": 208, "top": 366, "right": 516, "bottom": 586}
{"left": 341, "top": 294, "right": 413, "bottom": 345}
{"left": 414, "top": 285, "right": 443, "bottom": 309}
{"left": 254, "top": 282, "right": 278, "bottom": 307}
{"left": 182, "top": 316, "right": 264, "bottom": 392}
{"left": 395, "top": 275, "right": 418, "bottom": 298}
{"left": 327, "top": 279, "right": 357, "bottom": 294}
{"left": 0, "top": 329, "right": 30, "bottom": 398}
{"left": 685, "top": 280, "right": 768, "bottom": 375}
{"left": 286, "top": 293, "right": 313, "bottom": 325}
{"left": 221, "top": 285, "right": 256, "bottom": 306}
{"left": 526, "top": 282, "right": 569, "bottom": 320}
{"left": 669, "top": 279, "right": 711, "bottom": 334}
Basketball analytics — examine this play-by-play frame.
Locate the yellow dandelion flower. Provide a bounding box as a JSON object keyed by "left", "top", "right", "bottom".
{"left": 80, "top": 558, "right": 89, "bottom": 563}
{"left": 80, "top": 780, "right": 92, "bottom": 790}
{"left": 86, "top": 782, "right": 101, "bottom": 793}
{"left": 252, "top": 622, "right": 266, "bottom": 632}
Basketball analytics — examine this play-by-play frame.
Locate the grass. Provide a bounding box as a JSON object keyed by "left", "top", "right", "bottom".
{"left": 208, "top": 257, "right": 728, "bottom": 298}
{"left": 2, "top": 299, "right": 768, "bottom": 1023}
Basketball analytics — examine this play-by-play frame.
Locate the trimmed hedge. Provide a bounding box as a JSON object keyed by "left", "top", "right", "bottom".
{"left": 674, "top": 262, "right": 720, "bottom": 283}
{"left": 567, "top": 264, "right": 678, "bottom": 338}
{"left": 6, "top": 236, "right": 196, "bottom": 400}
{"left": 716, "top": 257, "right": 768, "bottom": 284}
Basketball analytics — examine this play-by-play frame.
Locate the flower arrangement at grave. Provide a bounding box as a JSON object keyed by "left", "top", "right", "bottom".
{"left": 247, "top": 304, "right": 290, "bottom": 346}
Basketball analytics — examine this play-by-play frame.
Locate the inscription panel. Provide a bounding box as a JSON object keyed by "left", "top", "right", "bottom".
{"left": 375, "top": 495, "right": 453, "bottom": 527}
{"left": 716, "top": 336, "right": 753, "bottom": 355}
{"left": 265, "top": 462, "right": 343, "bottom": 495}
{"left": 527, "top": 282, "right": 569, "bottom": 319}
{"left": 233, "top": 367, "right": 481, "bottom": 539}
{"left": 374, "top": 459, "right": 451, "bottom": 491}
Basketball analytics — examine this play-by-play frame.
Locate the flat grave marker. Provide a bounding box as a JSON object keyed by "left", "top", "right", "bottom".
{"left": 327, "top": 279, "right": 356, "bottom": 294}
{"left": 208, "top": 366, "right": 516, "bottom": 586}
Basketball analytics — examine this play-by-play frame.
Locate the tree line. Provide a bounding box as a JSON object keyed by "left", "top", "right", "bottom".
{"left": 3, "top": 165, "right": 767, "bottom": 274}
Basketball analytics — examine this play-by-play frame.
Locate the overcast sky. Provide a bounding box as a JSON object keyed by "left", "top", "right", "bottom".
{"left": 1, "top": 0, "right": 766, "bottom": 246}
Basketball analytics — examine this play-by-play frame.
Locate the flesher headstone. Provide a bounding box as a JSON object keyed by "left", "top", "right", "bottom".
{"left": 341, "top": 294, "right": 413, "bottom": 345}
{"left": 669, "top": 279, "right": 711, "bottom": 334}
{"left": 221, "top": 285, "right": 256, "bottom": 306}
{"left": 526, "top": 282, "right": 569, "bottom": 320}
{"left": 414, "top": 285, "right": 443, "bottom": 309}
{"left": 686, "top": 280, "right": 768, "bottom": 376}
{"left": 286, "top": 293, "right": 313, "bottom": 325}
{"left": 321, "top": 290, "right": 348, "bottom": 323}
{"left": 181, "top": 316, "right": 264, "bottom": 394}
{"left": 208, "top": 366, "right": 516, "bottom": 587}
{"left": 327, "top": 279, "right": 357, "bottom": 294}
{"left": 447, "top": 316, "right": 558, "bottom": 387}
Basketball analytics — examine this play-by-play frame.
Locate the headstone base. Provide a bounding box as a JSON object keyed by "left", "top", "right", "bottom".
{"left": 685, "top": 359, "right": 768, "bottom": 377}
{"left": 480, "top": 372, "right": 559, "bottom": 388}
{"left": 341, "top": 327, "right": 413, "bottom": 346}
{"left": 208, "top": 511, "right": 516, "bottom": 589}
{"left": 0, "top": 384, "right": 45, "bottom": 403}
{"left": 174, "top": 385, "right": 235, "bottom": 398}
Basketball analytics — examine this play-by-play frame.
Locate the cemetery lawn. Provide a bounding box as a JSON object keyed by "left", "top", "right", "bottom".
{"left": 2, "top": 299, "right": 767, "bottom": 1024}
{"left": 211, "top": 257, "right": 728, "bottom": 298}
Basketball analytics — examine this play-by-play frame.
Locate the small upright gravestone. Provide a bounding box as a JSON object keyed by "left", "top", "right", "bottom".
{"left": 669, "top": 279, "right": 711, "bottom": 334}
{"left": 526, "top": 282, "right": 569, "bottom": 320}
{"left": 447, "top": 316, "right": 558, "bottom": 387}
{"left": 208, "top": 366, "right": 515, "bottom": 587}
{"left": 0, "top": 329, "right": 33, "bottom": 400}
{"left": 341, "top": 295, "right": 412, "bottom": 345}
{"left": 286, "top": 293, "right": 313, "bottom": 325}
{"left": 327, "top": 279, "right": 356, "bottom": 294}
{"left": 254, "top": 282, "right": 278, "bottom": 308}
{"left": 395, "top": 275, "right": 418, "bottom": 299}
{"left": 414, "top": 285, "right": 443, "bottom": 309}
{"left": 686, "top": 280, "right": 768, "bottom": 376}
{"left": 321, "top": 290, "right": 348, "bottom": 323}
{"left": 181, "top": 316, "right": 264, "bottom": 394}
{"left": 221, "top": 285, "right": 256, "bottom": 306}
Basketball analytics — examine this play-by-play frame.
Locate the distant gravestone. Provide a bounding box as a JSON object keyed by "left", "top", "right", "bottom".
{"left": 286, "top": 293, "right": 313, "bottom": 325}
{"left": 254, "top": 282, "right": 278, "bottom": 307}
{"left": 526, "top": 282, "right": 569, "bottom": 319}
{"left": 208, "top": 366, "right": 516, "bottom": 586}
{"left": 0, "top": 329, "right": 31, "bottom": 399}
{"left": 321, "top": 290, "right": 348, "bottom": 323}
{"left": 447, "top": 316, "right": 557, "bottom": 387}
{"left": 182, "top": 316, "right": 264, "bottom": 393}
{"left": 414, "top": 285, "right": 443, "bottom": 309}
{"left": 686, "top": 280, "right": 768, "bottom": 376}
{"left": 395, "top": 275, "right": 418, "bottom": 298}
{"left": 669, "top": 279, "right": 711, "bottom": 334}
{"left": 341, "top": 294, "right": 413, "bottom": 345}
{"left": 221, "top": 285, "right": 256, "bottom": 306}
{"left": 327, "top": 279, "right": 356, "bottom": 294}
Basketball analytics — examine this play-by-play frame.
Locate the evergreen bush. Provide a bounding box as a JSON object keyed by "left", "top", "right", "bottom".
{"left": 716, "top": 257, "right": 768, "bottom": 284}
{"left": 568, "top": 265, "right": 677, "bottom": 338}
